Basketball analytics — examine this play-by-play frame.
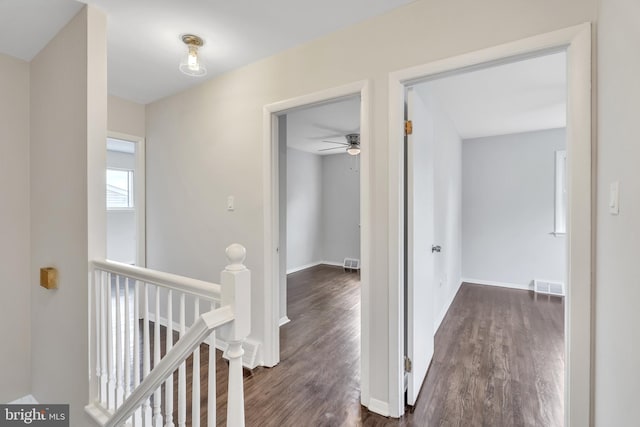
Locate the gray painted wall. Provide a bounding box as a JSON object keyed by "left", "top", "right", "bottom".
{"left": 322, "top": 153, "right": 360, "bottom": 265}
{"left": 461, "top": 129, "right": 566, "bottom": 287}
{"left": 286, "top": 148, "right": 323, "bottom": 271}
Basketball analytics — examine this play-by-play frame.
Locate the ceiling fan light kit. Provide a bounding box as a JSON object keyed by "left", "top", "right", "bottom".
{"left": 179, "top": 34, "right": 207, "bottom": 77}
{"left": 319, "top": 133, "right": 361, "bottom": 155}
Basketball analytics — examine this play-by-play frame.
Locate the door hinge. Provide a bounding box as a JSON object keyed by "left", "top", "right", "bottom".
{"left": 404, "top": 356, "right": 412, "bottom": 373}
{"left": 404, "top": 120, "right": 413, "bottom": 136}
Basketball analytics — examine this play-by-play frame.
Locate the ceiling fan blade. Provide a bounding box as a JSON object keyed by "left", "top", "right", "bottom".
{"left": 321, "top": 140, "right": 349, "bottom": 146}
{"left": 318, "top": 146, "right": 345, "bottom": 152}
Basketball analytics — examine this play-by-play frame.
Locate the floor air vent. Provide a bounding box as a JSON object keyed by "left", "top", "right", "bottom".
{"left": 343, "top": 258, "right": 360, "bottom": 271}
{"left": 534, "top": 279, "right": 565, "bottom": 296}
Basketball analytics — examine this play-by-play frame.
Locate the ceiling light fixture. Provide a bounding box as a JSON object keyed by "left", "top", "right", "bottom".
{"left": 179, "top": 34, "right": 207, "bottom": 77}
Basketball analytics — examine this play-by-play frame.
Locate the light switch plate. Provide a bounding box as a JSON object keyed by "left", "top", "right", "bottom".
{"left": 609, "top": 181, "right": 619, "bottom": 215}
{"left": 227, "top": 196, "right": 235, "bottom": 211}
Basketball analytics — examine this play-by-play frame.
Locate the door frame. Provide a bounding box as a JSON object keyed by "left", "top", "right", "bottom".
{"left": 107, "top": 131, "right": 146, "bottom": 267}
{"left": 263, "top": 80, "right": 372, "bottom": 406}
{"left": 388, "top": 23, "right": 592, "bottom": 423}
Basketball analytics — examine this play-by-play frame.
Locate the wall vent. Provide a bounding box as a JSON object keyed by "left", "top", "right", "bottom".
{"left": 343, "top": 258, "right": 360, "bottom": 271}
{"left": 534, "top": 279, "right": 565, "bottom": 296}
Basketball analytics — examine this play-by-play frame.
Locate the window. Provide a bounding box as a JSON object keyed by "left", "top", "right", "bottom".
{"left": 107, "top": 168, "right": 134, "bottom": 209}
{"left": 554, "top": 150, "right": 567, "bottom": 235}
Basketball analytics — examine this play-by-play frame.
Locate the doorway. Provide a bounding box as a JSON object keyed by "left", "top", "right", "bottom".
{"left": 263, "top": 80, "right": 372, "bottom": 406}
{"left": 106, "top": 133, "right": 146, "bottom": 266}
{"left": 389, "top": 24, "right": 592, "bottom": 423}
{"left": 404, "top": 50, "right": 568, "bottom": 423}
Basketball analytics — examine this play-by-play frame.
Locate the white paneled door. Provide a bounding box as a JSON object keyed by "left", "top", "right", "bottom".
{"left": 405, "top": 87, "right": 435, "bottom": 406}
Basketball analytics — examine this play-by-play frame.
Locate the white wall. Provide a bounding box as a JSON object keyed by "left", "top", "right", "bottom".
{"left": 461, "top": 129, "right": 566, "bottom": 288}
{"left": 108, "top": 95, "right": 145, "bottom": 138}
{"left": 0, "top": 53, "right": 31, "bottom": 402}
{"left": 286, "top": 148, "right": 323, "bottom": 271}
{"left": 29, "top": 6, "right": 106, "bottom": 423}
{"left": 106, "top": 150, "right": 136, "bottom": 263}
{"left": 415, "top": 87, "right": 463, "bottom": 330}
{"left": 596, "top": 0, "right": 640, "bottom": 424}
{"left": 322, "top": 153, "right": 360, "bottom": 265}
{"left": 144, "top": 0, "right": 596, "bottom": 411}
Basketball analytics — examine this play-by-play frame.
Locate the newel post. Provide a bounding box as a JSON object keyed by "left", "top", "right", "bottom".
{"left": 220, "top": 244, "right": 251, "bottom": 427}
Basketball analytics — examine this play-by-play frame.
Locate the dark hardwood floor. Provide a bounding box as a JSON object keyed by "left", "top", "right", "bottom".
{"left": 154, "top": 268, "right": 564, "bottom": 426}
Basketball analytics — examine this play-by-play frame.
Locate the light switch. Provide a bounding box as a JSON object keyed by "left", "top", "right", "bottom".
{"left": 227, "top": 196, "right": 235, "bottom": 211}
{"left": 609, "top": 181, "right": 619, "bottom": 215}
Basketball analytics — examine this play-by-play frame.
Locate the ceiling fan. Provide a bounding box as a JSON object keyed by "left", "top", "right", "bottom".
{"left": 318, "top": 133, "right": 361, "bottom": 155}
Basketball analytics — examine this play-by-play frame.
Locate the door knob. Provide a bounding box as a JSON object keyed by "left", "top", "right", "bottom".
{"left": 431, "top": 245, "right": 441, "bottom": 253}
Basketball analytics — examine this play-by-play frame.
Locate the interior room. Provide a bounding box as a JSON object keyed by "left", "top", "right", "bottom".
{"left": 3, "top": 0, "right": 640, "bottom": 426}
{"left": 405, "top": 51, "right": 567, "bottom": 424}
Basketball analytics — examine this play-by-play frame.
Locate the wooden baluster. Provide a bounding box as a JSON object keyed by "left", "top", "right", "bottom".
{"left": 165, "top": 290, "right": 175, "bottom": 427}
{"left": 142, "top": 282, "right": 152, "bottom": 424}
{"left": 107, "top": 272, "right": 115, "bottom": 410}
{"left": 192, "top": 298, "right": 201, "bottom": 427}
{"left": 153, "top": 286, "right": 163, "bottom": 427}
{"left": 178, "top": 294, "right": 186, "bottom": 427}
{"left": 133, "top": 280, "right": 142, "bottom": 427}
{"left": 100, "top": 271, "right": 108, "bottom": 406}
{"left": 124, "top": 278, "right": 132, "bottom": 401}
{"left": 207, "top": 302, "right": 216, "bottom": 427}
{"left": 93, "top": 269, "right": 100, "bottom": 405}
{"left": 116, "top": 274, "right": 124, "bottom": 408}
{"left": 220, "top": 244, "right": 251, "bottom": 427}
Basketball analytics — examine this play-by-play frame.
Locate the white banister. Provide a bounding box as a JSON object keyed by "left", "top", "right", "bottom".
{"left": 86, "top": 244, "right": 251, "bottom": 427}
{"left": 219, "top": 244, "right": 251, "bottom": 427}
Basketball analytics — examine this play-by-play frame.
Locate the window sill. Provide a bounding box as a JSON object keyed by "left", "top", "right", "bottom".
{"left": 550, "top": 232, "right": 566, "bottom": 237}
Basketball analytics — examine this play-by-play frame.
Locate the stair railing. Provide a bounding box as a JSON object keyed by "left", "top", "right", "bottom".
{"left": 85, "top": 244, "right": 250, "bottom": 427}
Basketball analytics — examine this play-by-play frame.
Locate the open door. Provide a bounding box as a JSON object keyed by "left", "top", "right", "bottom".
{"left": 405, "top": 87, "right": 435, "bottom": 406}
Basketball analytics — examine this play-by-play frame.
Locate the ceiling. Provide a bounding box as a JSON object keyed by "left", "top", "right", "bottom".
{"left": 285, "top": 52, "right": 565, "bottom": 155}
{"left": 286, "top": 96, "right": 360, "bottom": 156}
{"left": 416, "top": 51, "right": 567, "bottom": 140}
{"left": 0, "top": 0, "right": 414, "bottom": 104}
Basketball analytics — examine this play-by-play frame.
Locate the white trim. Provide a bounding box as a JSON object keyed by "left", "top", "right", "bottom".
{"left": 367, "top": 398, "right": 390, "bottom": 417}
{"left": 461, "top": 278, "right": 533, "bottom": 291}
{"left": 286, "top": 261, "right": 323, "bottom": 275}
{"left": 107, "top": 131, "right": 146, "bottom": 267}
{"left": 8, "top": 395, "right": 39, "bottom": 404}
{"left": 388, "top": 23, "right": 592, "bottom": 421}
{"left": 434, "top": 281, "right": 463, "bottom": 335}
{"left": 278, "top": 316, "right": 291, "bottom": 327}
{"left": 263, "top": 80, "right": 372, "bottom": 407}
{"left": 287, "top": 261, "right": 350, "bottom": 275}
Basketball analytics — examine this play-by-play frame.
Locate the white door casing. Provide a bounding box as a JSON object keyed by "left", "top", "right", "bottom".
{"left": 388, "top": 23, "right": 592, "bottom": 422}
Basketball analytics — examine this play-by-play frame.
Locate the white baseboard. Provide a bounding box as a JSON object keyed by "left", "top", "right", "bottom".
{"left": 279, "top": 316, "right": 291, "bottom": 326}
{"left": 434, "top": 280, "right": 462, "bottom": 334}
{"left": 321, "top": 261, "right": 344, "bottom": 268}
{"left": 286, "top": 260, "right": 349, "bottom": 274}
{"left": 461, "top": 278, "right": 533, "bottom": 291}
{"left": 8, "top": 394, "right": 38, "bottom": 404}
{"left": 367, "top": 398, "right": 390, "bottom": 417}
{"left": 286, "top": 261, "right": 323, "bottom": 274}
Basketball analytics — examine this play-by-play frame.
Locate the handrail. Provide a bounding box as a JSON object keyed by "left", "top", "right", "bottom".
{"left": 92, "top": 259, "right": 222, "bottom": 302}
{"left": 105, "top": 306, "right": 234, "bottom": 427}
{"left": 87, "top": 244, "right": 250, "bottom": 427}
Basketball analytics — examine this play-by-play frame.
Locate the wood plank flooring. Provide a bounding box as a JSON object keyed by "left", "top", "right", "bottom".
{"left": 155, "top": 268, "right": 564, "bottom": 426}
